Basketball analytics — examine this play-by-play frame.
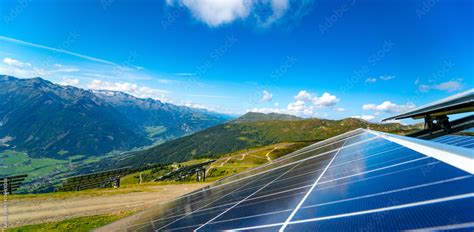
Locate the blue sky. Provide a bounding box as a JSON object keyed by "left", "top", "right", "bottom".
{"left": 0, "top": 0, "right": 472, "bottom": 123}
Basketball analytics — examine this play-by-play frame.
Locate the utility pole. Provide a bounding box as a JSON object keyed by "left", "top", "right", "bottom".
{"left": 2, "top": 177, "right": 8, "bottom": 230}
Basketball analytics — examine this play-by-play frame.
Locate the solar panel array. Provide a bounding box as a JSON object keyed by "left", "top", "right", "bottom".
{"left": 156, "top": 160, "right": 214, "bottom": 182}
{"left": 0, "top": 174, "right": 28, "bottom": 194}
{"left": 98, "top": 129, "right": 474, "bottom": 231}
{"left": 431, "top": 135, "right": 474, "bottom": 149}
{"left": 57, "top": 168, "right": 130, "bottom": 192}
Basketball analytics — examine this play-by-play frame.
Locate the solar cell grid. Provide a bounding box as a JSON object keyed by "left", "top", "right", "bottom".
{"left": 97, "top": 129, "right": 474, "bottom": 232}
{"left": 155, "top": 165, "right": 299, "bottom": 231}
{"left": 453, "top": 140, "right": 474, "bottom": 148}
{"left": 432, "top": 135, "right": 460, "bottom": 143}
{"left": 131, "top": 132, "right": 389, "bottom": 231}
{"left": 443, "top": 136, "right": 471, "bottom": 144}
{"left": 430, "top": 135, "right": 474, "bottom": 149}
{"left": 294, "top": 159, "right": 467, "bottom": 219}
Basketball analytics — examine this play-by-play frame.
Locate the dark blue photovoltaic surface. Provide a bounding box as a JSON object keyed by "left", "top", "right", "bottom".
{"left": 431, "top": 135, "right": 474, "bottom": 148}
{"left": 97, "top": 130, "right": 474, "bottom": 232}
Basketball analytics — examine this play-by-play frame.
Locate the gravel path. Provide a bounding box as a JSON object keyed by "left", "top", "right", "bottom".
{"left": 4, "top": 183, "right": 208, "bottom": 228}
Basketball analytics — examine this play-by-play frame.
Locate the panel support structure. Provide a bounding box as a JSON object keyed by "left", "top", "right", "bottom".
{"left": 3, "top": 177, "right": 8, "bottom": 229}
{"left": 424, "top": 115, "right": 452, "bottom": 134}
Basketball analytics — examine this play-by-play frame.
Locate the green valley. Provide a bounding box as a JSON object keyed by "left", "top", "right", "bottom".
{"left": 116, "top": 113, "right": 422, "bottom": 168}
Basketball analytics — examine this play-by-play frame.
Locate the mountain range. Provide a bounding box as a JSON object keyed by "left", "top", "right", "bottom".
{"left": 0, "top": 75, "right": 230, "bottom": 158}
{"left": 115, "top": 113, "right": 423, "bottom": 168}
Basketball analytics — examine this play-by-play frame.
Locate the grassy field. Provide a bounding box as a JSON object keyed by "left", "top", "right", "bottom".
{"left": 0, "top": 151, "right": 69, "bottom": 177}
{"left": 120, "top": 141, "right": 311, "bottom": 185}
{"left": 204, "top": 141, "right": 310, "bottom": 181}
{"left": 6, "top": 211, "right": 135, "bottom": 232}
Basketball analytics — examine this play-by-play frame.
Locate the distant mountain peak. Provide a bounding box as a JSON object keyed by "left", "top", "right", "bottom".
{"left": 234, "top": 112, "right": 303, "bottom": 123}
{"left": 91, "top": 89, "right": 119, "bottom": 96}
{"left": 92, "top": 89, "right": 137, "bottom": 98}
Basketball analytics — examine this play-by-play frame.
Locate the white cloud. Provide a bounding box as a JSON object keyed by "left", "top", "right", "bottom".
{"left": 59, "top": 78, "right": 80, "bottom": 86}
{"left": 366, "top": 75, "right": 394, "bottom": 83}
{"left": 3, "top": 57, "right": 31, "bottom": 67}
{"left": 351, "top": 115, "right": 375, "bottom": 121}
{"left": 336, "top": 107, "right": 346, "bottom": 112}
{"left": 168, "top": 0, "right": 252, "bottom": 27}
{"left": 294, "top": 90, "right": 312, "bottom": 101}
{"left": 1, "top": 57, "right": 82, "bottom": 79}
{"left": 0, "top": 58, "right": 45, "bottom": 78}
{"left": 257, "top": 0, "right": 290, "bottom": 26}
{"left": 294, "top": 90, "right": 339, "bottom": 107}
{"left": 365, "top": 77, "right": 377, "bottom": 83}
{"left": 418, "top": 81, "right": 463, "bottom": 92}
{"left": 248, "top": 90, "right": 339, "bottom": 117}
{"left": 363, "top": 101, "right": 415, "bottom": 113}
{"left": 167, "top": 0, "right": 295, "bottom": 27}
{"left": 260, "top": 90, "right": 273, "bottom": 102}
{"left": 379, "top": 75, "right": 395, "bottom": 81}
{"left": 248, "top": 101, "right": 312, "bottom": 117}
{"left": 287, "top": 100, "right": 308, "bottom": 112}
{"left": 313, "top": 92, "right": 339, "bottom": 107}
{"left": 87, "top": 80, "right": 169, "bottom": 101}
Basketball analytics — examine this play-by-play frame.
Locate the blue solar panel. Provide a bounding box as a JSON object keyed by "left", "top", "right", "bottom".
{"left": 97, "top": 129, "right": 474, "bottom": 231}
{"left": 432, "top": 135, "right": 474, "bottom": 149}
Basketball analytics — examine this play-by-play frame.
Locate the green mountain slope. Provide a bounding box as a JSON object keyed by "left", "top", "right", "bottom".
{"left": 0, "top": 76, "right": 147, "bottom": 158}
{"left": 233, "top": 112, "right": 302, "bottom": 122}
{"left": 117, "top": 113, "right": 422, "bottom": 167}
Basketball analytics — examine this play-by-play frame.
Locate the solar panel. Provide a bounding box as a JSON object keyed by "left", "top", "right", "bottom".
{"left": 156, "top": 160, "right": 215, "bottom": 182}
{"left": 407, "top": 114, "right": 474, "bottom": 139}
{"left": 383, "top": 88, "right": 474, "bottom": 121}
{"left": 0, "top": 174, "right": 28, "bottom": 194}
{"left": 97, "top": 129, "right": 474, "bottom": 231}
{"left": 431, "top": 135, "right": 474, "bottom": 149}
{"left": 57, "top": 168, "right": 130, "bottom": 192}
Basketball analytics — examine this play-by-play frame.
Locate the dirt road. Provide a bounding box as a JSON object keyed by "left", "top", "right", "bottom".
{"left": 4, "top": 183, "right": 208, "bottom": 228}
